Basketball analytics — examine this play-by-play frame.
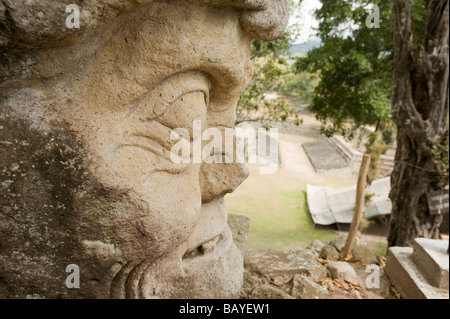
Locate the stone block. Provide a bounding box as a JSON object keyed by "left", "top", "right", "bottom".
{"left": 327, "top": 261, "right": 361, "bottom": 286}
{"left": 245, "top": 249, "right": 327, "bottom": 282}
{"left": 251, "top": 284, "right": 294, "bottom": 300}
{"left": 319, "top": 244, "right": 340, "bottom": 260}
{"left": 228, "top": 214, "right": 251, "bottom": 254}
{"left": 291, "top": 274, "right": 329, "bottom": 299}
{"left": 412, "top": 238, "right": 449, "bottom": 290}
{"left": 386, "top": 247, "right": 449, "bottom": 299}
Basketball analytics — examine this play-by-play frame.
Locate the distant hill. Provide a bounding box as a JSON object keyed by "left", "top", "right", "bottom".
{"left": 289, "top": 38, "right": 322, "bottom": 57}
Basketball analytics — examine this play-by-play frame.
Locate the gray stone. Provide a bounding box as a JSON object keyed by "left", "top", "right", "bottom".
{"left": 0, "top": 0, "right": 290, "bottom": 51}
{"left": 245, "top": 249, "right": 327, "bottom": 282}
{"left": 330, "top": 235, "right": 348, "bottom": 252}
{"left": 319, "top": 244, "right": 340, "bottom": 260}
{"left": 291, "top": 274, "right": 329, "bottom": 299}
{"left": 306, "top": 239, "right": 326, "bottom": 255}
{"left": 328, "top": 261, "right": 361, "bottom": 286}
{"left": 412, "top": 238, "right": 449, "bottom": 290}
{"left": 228, "top": 214, "right": 251, "bottom": 254}
{"left": 352, "top": 244, "right": 378, "bottom": 265}
{"left": 350, "top": 263, "right": 391, "bottom": 295}
{"left": 251, "top": 284, "right": 294, "bottom": 300}
{"left": 0, "top": 0, "right": 290, "bottom": 299}
{"left": 303, "top": 139, "right": 349, "bottom": 172}
{"left": 386, "top": 247, "right": 449, "bottom": 299}
{"left": 240, "top": 0, "right": 290, "bottom": 41}
{"left": 240, "top": 270, "right": 266, "bottom": 299}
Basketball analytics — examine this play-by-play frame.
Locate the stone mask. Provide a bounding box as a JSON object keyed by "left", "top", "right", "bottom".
{"left": 0, "top": 0, "right": 288, "bottom": 298}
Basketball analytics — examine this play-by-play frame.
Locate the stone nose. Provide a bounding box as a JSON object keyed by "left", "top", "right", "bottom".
{"left": 200, "top": 162, "right": 249, "bottom": 203}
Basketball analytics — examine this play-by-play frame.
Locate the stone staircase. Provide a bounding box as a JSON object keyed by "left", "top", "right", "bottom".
{"left": 329, "top": 136, "right": 395, "bottom": 179}
{"left": 386, "top": 238, "right": 449, "bottom": 299}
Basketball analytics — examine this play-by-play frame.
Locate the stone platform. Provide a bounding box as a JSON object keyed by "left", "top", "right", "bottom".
{"left": 386, "top": 238, "right": 449, "bottom": 299}
{"left": 303, "top": 139, "right": 349, "bottom": 172}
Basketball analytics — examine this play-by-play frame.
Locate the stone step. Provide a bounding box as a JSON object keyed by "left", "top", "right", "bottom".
{"left": 377, "top": 163, "right": 395, "bottom": 170}
{"left": 302, "top": 139, "right": 349, "bottom": 172}
{"left": 412, "top": 238, "right": 449, "bottom": 290}
{"left": 386, "top": 247, "right": 449, "bottom": 299}
{"left": 327, "top": 137, "right": 354, "bottom": 163}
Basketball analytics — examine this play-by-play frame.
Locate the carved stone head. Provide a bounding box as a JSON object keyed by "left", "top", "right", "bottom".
{"left": 0, "top": 0, "right": 288, "bottom": 298}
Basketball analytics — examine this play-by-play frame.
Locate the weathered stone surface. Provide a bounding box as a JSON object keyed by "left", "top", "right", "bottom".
{"left": 241, "top": 241, "right": 395, "bottom": 299}
{"left": 306, "top": 239, "right": 327, "bottom": 254}
{"left": 240, "top": 0, "right": 290, "bottom": 41}
{"left": 353, "top": 244, "right": 379, "bottom": 265}
{"left": 350, "top": 263, "right": 391, "bottom": 294}
{"left": 241, "top": 269, "right": 267, "bottom": 299}
{"left": 0, "top": 1, "right": 289, "bottom": 299}
{"left": 245, "top": 249, "right": 327, "bottom": 281}
{"left": 386, "top": 247, "right": 449, "bottom": 299}
{"left": 291, "top": 274, "right": 329, "bottom": 299}
{"left": 412, "top": 238, "right": 449, "bottom": 290}
{"left": 0, "top": 0, "right": 289, "bottom": 51}
{"left": 330, "top": 235, "right": 348, "bottom": 252}
{"left": 319, "top": 244, "right": 340, "bottom": 260}
{"left": 228, "top": 214, "right": 251, "bottom": 254}
{"left": 303, "top": 140, "right": 348, "bottom": 172}
{"left": 251, "top": 284, "right": 294, "bottom": 300}
{"left": 328, "top": 262, "right": 361, "bottom": 286}
{"left": 201, "top": 163, "right": 250, "bottom": 204}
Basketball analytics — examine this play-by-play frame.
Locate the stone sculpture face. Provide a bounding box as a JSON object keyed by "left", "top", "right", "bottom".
{"left": 0, "top": 0, "right": 288, "bottom": 298}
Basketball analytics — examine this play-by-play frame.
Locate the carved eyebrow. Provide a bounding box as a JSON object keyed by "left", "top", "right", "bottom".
{"left": 128, "top": 71, "right": 211, "bottom": 118}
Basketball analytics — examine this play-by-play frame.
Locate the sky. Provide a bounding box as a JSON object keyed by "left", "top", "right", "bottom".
{"left": 289, "top": 0, "right": 322, "bottom": 44}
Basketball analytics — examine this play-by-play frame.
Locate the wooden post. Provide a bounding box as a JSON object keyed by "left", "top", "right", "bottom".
{"left": 340, "top": 154, "right": 371, "bottom": 260}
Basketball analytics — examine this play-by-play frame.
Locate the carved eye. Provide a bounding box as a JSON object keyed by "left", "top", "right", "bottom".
{"left": 124, "top": 72, "right": 211, "bottom": 161}
{"left": 129, "top": 72, "right": 210, "bottom": 137}
{"left": 156, "top": 90, "right": 207, "bottom": 139}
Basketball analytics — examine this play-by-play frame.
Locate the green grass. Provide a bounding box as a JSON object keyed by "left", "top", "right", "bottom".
{"left": 365, "top": 240, "right": 388, "bottom": 257}
{"left": 226, "top": 164, "right": 387, "bottom": 256}
{"left": 226, "top": 181, "right": 337, "bottom": 250}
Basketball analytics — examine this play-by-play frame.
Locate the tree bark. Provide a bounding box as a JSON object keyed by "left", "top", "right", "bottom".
{"left": 389, "top": 0, "right": 449, "bottom": 247}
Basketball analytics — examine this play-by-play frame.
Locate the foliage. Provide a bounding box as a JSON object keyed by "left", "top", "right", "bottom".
{"left": 431, "top": 132, "right": 450, "bottom": 189}
{"left": 296, "top": 0, "right": 395, "bottom": 137}
{"left": 281, "top": 71, "right": 319, "bottom": 105}
{"left": 365, "top": 131, "right": 389, "bottom": 184}
{"left": 236, "top": 1, "right": 304, "bottom": 126}
{"left": 236, "top": 32, "right": 302, "bottom": 126}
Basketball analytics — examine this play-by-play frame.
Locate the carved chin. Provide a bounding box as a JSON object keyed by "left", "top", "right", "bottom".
{"left": 109, "top": 226, "right": 243, "bottom": 299}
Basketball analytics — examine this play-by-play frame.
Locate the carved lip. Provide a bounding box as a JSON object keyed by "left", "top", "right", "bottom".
{"left": 181, "top": 226, "right": 231, "bottom": 262}
{"left": 181, "top": 199, "right": 230, "bottom": 262}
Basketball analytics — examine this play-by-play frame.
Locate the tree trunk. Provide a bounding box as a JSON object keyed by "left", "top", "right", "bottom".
{"left": 389, "top": 0, "right": 449, "bottom": 247}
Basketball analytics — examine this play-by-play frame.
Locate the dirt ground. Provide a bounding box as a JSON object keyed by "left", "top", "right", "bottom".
{"left": 227, "top": 109, "right": 389, "bottom": 253}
